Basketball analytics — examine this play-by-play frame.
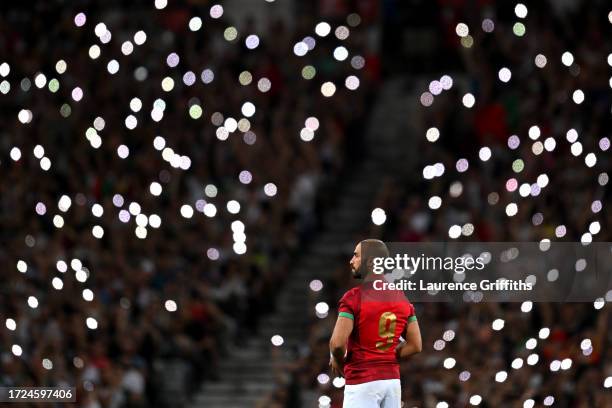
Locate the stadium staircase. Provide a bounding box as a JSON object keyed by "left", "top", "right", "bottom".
{"left": 186, "top": 78, "right": 416, "bottom": 407}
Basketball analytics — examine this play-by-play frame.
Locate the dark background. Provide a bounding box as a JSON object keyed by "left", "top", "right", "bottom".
{"left": 0, "top": 0, "right": 610, "bottom": 407}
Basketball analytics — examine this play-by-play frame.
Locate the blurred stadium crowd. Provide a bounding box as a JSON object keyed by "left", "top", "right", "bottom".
{"left": 0, "top": 0, "right": 610, "bottom": 408}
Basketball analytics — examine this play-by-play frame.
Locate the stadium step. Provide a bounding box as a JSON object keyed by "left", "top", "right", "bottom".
{"left": 192, "top": 394, "right": 267, "bottom": 407}
{"left": 196, "top": 382, "right": 277, "bottom": 395}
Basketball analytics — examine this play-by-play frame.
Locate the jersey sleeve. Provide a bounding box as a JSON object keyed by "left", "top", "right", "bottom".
{"left": 338, "top": 290, "right": 357, "bottom": 320}
{"left": 407, "top": 302, "right": 417, "bottom": 323}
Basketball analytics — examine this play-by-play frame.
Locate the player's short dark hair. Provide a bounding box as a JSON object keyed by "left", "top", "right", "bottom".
{"left": 360, "top": 239, "right": 389, "bottom": 257}
{"left": 360, "top": 239, "right": 389, "bottom": 268}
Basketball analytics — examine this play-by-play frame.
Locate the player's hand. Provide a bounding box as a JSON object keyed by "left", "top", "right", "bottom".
{"left": 329, "top": 356, "right": 344, "bottom": 378}
{"left": 395, "top": 341, "right": 406, "bottom": 361}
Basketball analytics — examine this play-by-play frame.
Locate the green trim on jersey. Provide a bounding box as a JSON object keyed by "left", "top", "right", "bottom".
{"left": 339, "top": 312, "right": 354, "bottom": 320}
{"left": 408, "top": 315, "right": 417, "bottom": 323}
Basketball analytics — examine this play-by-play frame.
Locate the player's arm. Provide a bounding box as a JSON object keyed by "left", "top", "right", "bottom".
{"left": 329, "top": 315, "right": 354, "bottom": 376}
{"left": 396, "top": 318, "right": 422, "bottom": 360}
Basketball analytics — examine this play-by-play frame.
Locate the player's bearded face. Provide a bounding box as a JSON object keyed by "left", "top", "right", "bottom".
{"left": 350, "top": 244, "right": 363, "bottom": 278}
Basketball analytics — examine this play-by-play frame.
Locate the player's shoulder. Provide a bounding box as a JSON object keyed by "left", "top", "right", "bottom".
{"left": 341, "top": 285, "right": 361, "bottom": 300}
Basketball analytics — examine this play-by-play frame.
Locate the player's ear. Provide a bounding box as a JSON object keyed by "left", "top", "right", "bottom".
{"left": 365, "top": 256, "right": 374, "bottom": 272}
{"left": 365, "top": 256, "right": 380, "bottom": 278}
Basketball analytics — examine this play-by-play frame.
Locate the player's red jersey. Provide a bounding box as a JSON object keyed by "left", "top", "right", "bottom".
{"left": 338, "top": 281, "right": 416, "bottom": 385}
